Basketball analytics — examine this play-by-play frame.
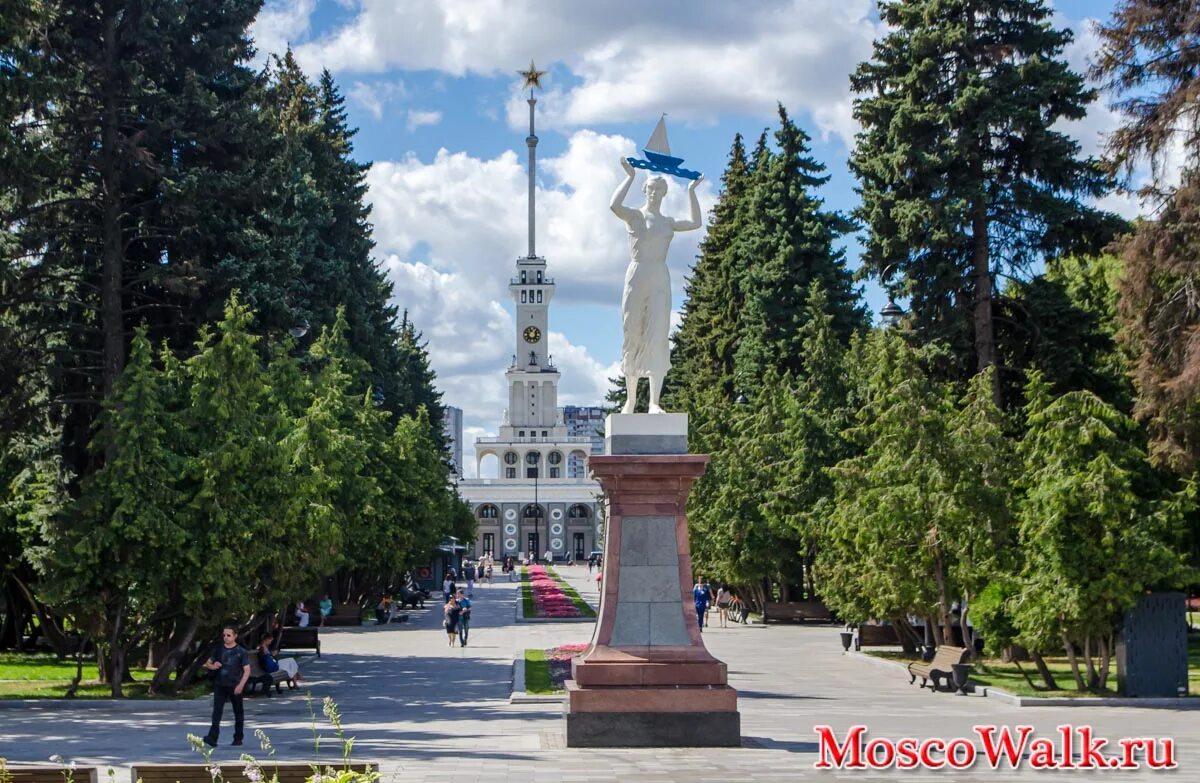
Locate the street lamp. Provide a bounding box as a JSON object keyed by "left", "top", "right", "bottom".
{"left": 880, "top": 298, "right": 904, "bottom": 328}
{"left": 288, "top": 319, "right": 310, "bottom": 339}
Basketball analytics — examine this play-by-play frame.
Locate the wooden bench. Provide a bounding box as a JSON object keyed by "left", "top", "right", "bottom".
{"left": 278, "top": 626, "right": 320, "bottom": 657}
{"left": 854, "top": 624, "right": 900, "bottom": 649}
{"left": 907, "top": 644, "right": 970, "bottom": 690}
{"left": 245, "top": 653, "right": 296, "bottom": 695}
{"left": 2, "top": 766, "right": 99, "bottom": 783}
{"left": 397, "top": 586, "right": 429, "bottom": 609}
{"left": 763, "top": 601, "right": 833, "bottom": 623}
{"left": 321, "top": 603, "right": 363, "bottom": 627}
{"left": 132, "top": 762, "right": 375, "bottom": 783}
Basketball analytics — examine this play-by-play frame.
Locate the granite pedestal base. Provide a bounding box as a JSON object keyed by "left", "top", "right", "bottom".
{"left": 565, "top": 708, "right": 742, "bottom": 748}
{"left": 564, "top": 415, "right": 740, "bottom": 748}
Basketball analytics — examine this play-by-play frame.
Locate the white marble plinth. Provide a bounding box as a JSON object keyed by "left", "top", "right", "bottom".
{"left": 605, "top": 413, "right": 688, "bottom": 455}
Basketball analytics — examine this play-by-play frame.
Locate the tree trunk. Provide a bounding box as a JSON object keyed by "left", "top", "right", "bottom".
{"left": 108, "top": 603, "right": 126, "bottom": 697}
{"left": 149, "top": 615, "right": 201, "bottom": 693}
{"left": 1031, "top": 652, "right": 1059, "bottom": 690}
{"left": 64, "top": 633, "right": 92, "bottom": 699}
{"left": 1062, "top": 632, "right": 1086, "bottom": 691}
{"left": 10, "top": 574, "right": 72, "bottom": 657}
{"left": 100, "top": 0, "right": 126, "bottom": 412}
{"left": 928, "top": 615, "right": 944, "bottom": 647}
{"left": 1083, "top": 635, "right": 1099, "bottom": 689}
{"left": 1098, "top": 634, "right": 1112, "bottom": 691}
{"left": 964, "top": 3, "right": 998, "bottom": 405}
{"left": 932, "top": 552, "right": 951, "bottom": 639}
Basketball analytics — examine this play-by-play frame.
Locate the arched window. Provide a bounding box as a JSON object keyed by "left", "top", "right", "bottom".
{"left": 525, "top": 450, "right": 541, "bottom": 465}
{"left": 478, "top": 504, "right": 499, "bottom": 519}
{"left": 523, "top": 504, "right": 544, "bottom": 519}
{"left": 548, "top": 451, "right": 563, "bottom": 465}
{"left": 504, "top": 452, "right": 518, "bottom": 465}
{"left": 568, "top": 504, "right": 591, "bottom": 519}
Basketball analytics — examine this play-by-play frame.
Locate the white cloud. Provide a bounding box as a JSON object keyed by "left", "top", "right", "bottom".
{"left": 347, "top": 80, "right": 406, "bottom": 120}
{"left": 406, "top": 109, "right": 443, "bottom": 131}
{"left": 291, "top": 0, "right": 879, "bottom": 146}
{"left": 250, "top": 0, "right": 317, "bottom": 63}
{"left": 368, "top": 130, "right": 713, "bottom": 475}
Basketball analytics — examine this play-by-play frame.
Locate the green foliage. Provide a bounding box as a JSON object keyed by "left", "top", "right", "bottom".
{"left": 1011, "top": 373, "right": 1193, "bottom": 665}
{"left": 851, "top": 0, "right": 1120, "bottom": 377}
{"left": 821, "top": 331, "right": 1014, "bottom": 633}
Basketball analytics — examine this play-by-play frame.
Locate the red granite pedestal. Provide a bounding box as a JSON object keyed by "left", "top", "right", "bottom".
{"left": 564, "top": 452, "right": 741, "bottom": 747}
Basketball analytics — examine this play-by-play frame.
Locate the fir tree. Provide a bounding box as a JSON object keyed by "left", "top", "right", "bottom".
{"left": 1091, "top": 0, "right": 1200, "bottom": 199}
{"left": 851, "top": 0, "right": 1118, "bottom": 395}
{"left": 1013, "top": 373, "right": 1191, "bottom": 690}
{"left": 734, "top": 105, "right": 863, "bottom": 387}
{"left": 668, "top": 134, "right": 751, "bottom": 409}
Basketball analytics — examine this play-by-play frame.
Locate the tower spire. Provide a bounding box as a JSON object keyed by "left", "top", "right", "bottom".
{"left": 518, "top": 60, "right": 546, "bottom": 259}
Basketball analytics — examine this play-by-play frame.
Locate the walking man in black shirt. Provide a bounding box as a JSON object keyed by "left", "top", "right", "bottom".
{"left": 202, "top": 625, "right": 250, "bottom": 747}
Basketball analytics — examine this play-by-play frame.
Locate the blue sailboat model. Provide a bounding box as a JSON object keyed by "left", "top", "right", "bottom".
{"left": 626, "top": 115, "right": 701, "bottom": 180}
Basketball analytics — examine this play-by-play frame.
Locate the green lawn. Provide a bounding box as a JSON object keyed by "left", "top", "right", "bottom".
{"left": 523, "top": 649, "right": 555, "bottom": 694}
{"left": 0, "top": 651, "right": 209, "bottom": 699}
{"left": 867, "top": 636, "right": 1200, "bottom": 699}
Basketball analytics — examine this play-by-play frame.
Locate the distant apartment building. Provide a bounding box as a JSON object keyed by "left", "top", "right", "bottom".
{"left": 443, "top": 405, "right": 463, "bottom": 477}
{"left": 562, "top": 405, "right": 606, "bottom": 478}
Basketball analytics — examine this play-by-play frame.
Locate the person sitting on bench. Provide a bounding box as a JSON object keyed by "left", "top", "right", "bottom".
{"left": 258, "top": 635, "right": 301, "bottom": 682}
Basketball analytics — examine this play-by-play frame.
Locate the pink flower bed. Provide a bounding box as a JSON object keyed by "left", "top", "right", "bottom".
{"left": 545, "top": 643, "right": 589, "bottom": 688}
{"left": 527, "top": 565, "right": 582, "bottom": 618}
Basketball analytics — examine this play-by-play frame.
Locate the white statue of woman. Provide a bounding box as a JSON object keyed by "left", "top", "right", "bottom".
{"left": 610, "top": 157, "right": 703, "bottom": 414}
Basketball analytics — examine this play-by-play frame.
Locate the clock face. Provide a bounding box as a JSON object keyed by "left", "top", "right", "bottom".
{"left": 523, "top": 326, "right": 542, "bottom": 343}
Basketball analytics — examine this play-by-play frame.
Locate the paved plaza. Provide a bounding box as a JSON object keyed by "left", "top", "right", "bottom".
{"left": 1, "top": 566, "right": 1196, "bottom": 781}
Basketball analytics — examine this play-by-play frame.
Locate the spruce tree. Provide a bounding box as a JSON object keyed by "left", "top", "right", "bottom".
{"left": 851, "top": 0, "right": 1117, "bottom": 394}
{"left": 1091, "top": 0, "right": 1200, "bottom": 199}
{"left": 734, "top": 105, "right": 863, "bottom": 387}
{"left": 668, "top": 134, "right": 751, "bottom": 409}
{"left": 1014, "top": 373, "right": 1190, "bottom": 690}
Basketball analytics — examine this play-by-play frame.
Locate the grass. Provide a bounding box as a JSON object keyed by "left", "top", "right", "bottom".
{"left": 519, "top": 567, "right": 536, "bottom": 618}
{"left": 866, "top": 636, "right": 1200, "bottom": 699}
{"left": 0, "top": 651, "right": 211, "bottom": 699}
{"left": 523, "top": 649, "right": 555, "bottom": 694}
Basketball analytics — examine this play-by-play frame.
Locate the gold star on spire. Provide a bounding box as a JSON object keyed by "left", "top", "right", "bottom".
{"left": 518, "top": 60, "right": 547, "bottom": 92}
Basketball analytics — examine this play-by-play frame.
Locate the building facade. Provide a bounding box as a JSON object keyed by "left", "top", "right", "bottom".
{"left": 455, "top": 71, "right": 603, "bottom": 562}
{"left": 563, "top": 405, "right": 605, "bottom": 478}
{"left": 443, "top": 405, "right": 463, "bottom": 478}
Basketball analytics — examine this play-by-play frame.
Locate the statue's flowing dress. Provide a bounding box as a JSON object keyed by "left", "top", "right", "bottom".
{"left": 621, "top": 210, "right": 674, "bottom": 380}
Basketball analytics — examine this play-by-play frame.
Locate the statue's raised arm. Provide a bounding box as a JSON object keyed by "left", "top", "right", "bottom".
{"left": 610, "top": 156, "right": 640, "bottom": 225}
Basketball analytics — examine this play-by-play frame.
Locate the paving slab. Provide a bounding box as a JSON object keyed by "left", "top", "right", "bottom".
{"left": 0, "top": 566, "right": 1195, "bottom": 781}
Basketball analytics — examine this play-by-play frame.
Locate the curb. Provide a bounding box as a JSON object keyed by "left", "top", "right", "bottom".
{"left": 512, "top": 586, "right": 597, "bottom": 623}
{"left": 848, "top": 651, "right": 1200, "bottom": 709}
{"left": 509, "top": 655, "right": 567, "bottom": 704}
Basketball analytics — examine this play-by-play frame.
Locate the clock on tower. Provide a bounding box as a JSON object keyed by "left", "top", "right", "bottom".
{"left": 523, "top": 326, "right": 542, "bottom": 343}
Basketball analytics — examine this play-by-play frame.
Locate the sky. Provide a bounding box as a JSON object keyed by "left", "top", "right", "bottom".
{"left": 248, "top": 0, "right": 1147, "bottom": 478}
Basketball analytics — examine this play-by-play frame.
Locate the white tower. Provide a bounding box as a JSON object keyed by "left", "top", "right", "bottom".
{"left": 499, "top": 61, "right": 565, "bottom": 444}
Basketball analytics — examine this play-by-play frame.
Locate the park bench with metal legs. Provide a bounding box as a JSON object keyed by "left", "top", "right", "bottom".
{"left": 245, "top": 654, "right": 295, "bottom": 695}
{"left": 907, "top": 644, "right": 970, "bottom": 690}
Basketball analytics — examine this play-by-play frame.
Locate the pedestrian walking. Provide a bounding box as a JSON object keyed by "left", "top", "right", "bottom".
{"left": 443, "top": 573, "right": 455, "bottom": 605}
{"left": 692, "top": 577, "right": 711, "bottom": 631}
{"left": 715, "top": 585, "right": 732, "bottom": 628}
{"left": 444, "top": 595, "right": 462, "bottom": 647}
{"left": 464, "top": 561, "right": 476, "bottom": 597}
{"left": 456, "top": 588, "right": 472, "bottom": 647}
{"left": 485, "top": 563, "right": 493, "bottom": 584}
{"left": 201, "top": 625, "right": 250, "bottom": 747}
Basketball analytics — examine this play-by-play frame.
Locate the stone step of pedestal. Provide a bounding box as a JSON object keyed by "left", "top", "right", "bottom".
{"left": 565, "top": 680, "right": 737, "bottom": 713}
